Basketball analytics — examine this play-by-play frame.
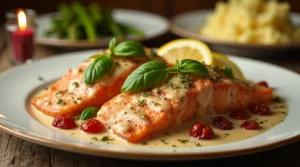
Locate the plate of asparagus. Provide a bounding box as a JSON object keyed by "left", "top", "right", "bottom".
{"left": 36, "top": 3, "right": 168, "bottom": 48}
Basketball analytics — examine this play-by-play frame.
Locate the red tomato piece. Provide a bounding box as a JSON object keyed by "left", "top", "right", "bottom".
{"left": 212, "top": 116, "right": 232, "bottom": 130}
{"left": 52, "top": 115, "right": 77, "bottom": 129}
{"left": 230, "top": 110, "right": 250, "bottom": 120}
{"left": 80, "top": 119, "right": 105, "bottom": 133}
{"left": 189, "top": 123, "right": 215, "bottom": 140}
{"left": 240, "top": 120, "right": 259, "bottom": 130}
{"left": 257, "top": 81, "right": 269, "bottom": 87}
{"left": 249, "top": 104, "right": 272, "bottom": 116}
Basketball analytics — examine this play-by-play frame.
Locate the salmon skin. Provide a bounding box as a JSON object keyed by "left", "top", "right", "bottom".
{"left": 31, "top": 51, "right": 155, "bottom": 117}
{"left": 97, "top": 68, "right": 273, "bottom": 142}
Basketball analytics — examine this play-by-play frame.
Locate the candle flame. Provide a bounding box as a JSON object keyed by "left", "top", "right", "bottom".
{"left": 17, "top": 10, "right": 27, "bottom": 31}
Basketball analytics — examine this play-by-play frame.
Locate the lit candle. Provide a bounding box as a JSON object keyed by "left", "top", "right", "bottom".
{"left": 12, "top": 9, "right": 34, "bottom": 63}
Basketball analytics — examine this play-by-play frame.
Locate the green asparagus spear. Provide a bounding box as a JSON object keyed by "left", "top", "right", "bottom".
{"left": 71, "top": 3, "right": 97, "bottom": 41}
{"left": 104, "top": 10, "right": 124, "bottom": 39}
{"left": 89, "top": 4, "right": 103, "bottom": 23}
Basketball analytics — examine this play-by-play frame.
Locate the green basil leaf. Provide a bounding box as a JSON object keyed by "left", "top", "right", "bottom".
{"left": 179, "top": 59, "right": 209, "bottom": 77}
{"left": 89, "top": 54, "right": 102, "bottom": 59}
{"left": 113, "top": 41, "right": 146, "bottom": 56}
{"left": 222, "top": 66, "right": 233, "bottom": 78}
{"left": 80, "top": 107, "right": 99, "bottom": 120}
{"left": 109, "top": 37, "right": 116, "bottom": 52}
{"left": 121, "top": 61, "right": 168, "bottom": 92}
{"left": 166, "top": 60, "right": 180, "bottom": 73}
{"left": 84, "top": 53, "right": 113, "bottom": 85}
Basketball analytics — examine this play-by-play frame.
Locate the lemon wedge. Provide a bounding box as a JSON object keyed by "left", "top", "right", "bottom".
{"left": 157, "top": 38, "right": 244, "bottom": 80}
{"left": 157, "top": 39, "right": 213, "bottom": 65}
{"left": 212, "top": 52, "right": 245, "bottom": 80}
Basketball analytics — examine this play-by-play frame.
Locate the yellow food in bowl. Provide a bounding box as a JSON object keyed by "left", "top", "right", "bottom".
{"left": 199, "top": 0, "right": 300, "bottom": 44}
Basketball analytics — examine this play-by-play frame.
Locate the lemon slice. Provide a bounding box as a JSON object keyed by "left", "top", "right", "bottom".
{"left": 157, "top": 39, "right": 213, "bottom": 65}
{"left": 212, "top": 52, "right": 245, "bottom": 80}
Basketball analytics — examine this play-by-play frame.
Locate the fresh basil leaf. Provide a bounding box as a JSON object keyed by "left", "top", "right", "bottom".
{"left": 109, "top": 37, "right": 116, "bottom": 52}
{"left": 175, "top": 60, "right": 180, "bottom": 71}
{"left": 222, "top": 66, "right": 233, "bottom": 78}
{"left": 113, "top": 41, "right": 146, "bottom": 56}
{"left": 80, "top": 107, "right": 99, "bottom": 120}
{"left": 121, "top": 61, "right": 168, "bottom": 92}
{"left": 166, "top": 60, "right": 180, "bottom": 73}
{"left": 89, "top": 54, "right": 103, "bottom": 59}
{"left": 179, "top": 59, "right": 209, "bottom": 77}
{"left": 84, "top": 53, "right": 113, "bottom": 85}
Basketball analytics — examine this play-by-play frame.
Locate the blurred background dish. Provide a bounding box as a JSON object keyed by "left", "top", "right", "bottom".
{"left": 36, "top": 6, "right": 168, "bottom": 48}
{"left": 171, "top": 5, "right": 300, "bottom": 57}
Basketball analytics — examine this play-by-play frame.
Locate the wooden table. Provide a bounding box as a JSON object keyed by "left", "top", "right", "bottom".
{"left": 1, "top": 32, "right": 300, "bottom": 167}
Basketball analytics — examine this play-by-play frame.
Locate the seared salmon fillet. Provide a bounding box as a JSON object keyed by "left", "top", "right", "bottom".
{"left": 97, "top": 70, "right": 272, "bottom": 142}
{"left": 31, "top": 55, "right": 152, "bottom": 117}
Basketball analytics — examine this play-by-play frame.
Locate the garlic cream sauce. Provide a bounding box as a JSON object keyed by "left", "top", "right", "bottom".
{"left": 29, "top": 93, "right": 288, "bottom": 148}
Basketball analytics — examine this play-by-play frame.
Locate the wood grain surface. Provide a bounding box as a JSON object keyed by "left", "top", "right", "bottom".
{"left": 0, "top": 31, "right": 300, "bottom": 167}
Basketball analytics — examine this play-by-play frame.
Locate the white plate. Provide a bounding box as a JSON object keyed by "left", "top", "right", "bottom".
{"left": 170, "top": 10, "right": 300, "bottom": 56}
{"left": 0, "top": 50, "right": 300, "bottom": 160}
{"left": 36, "top": 9, "right": 169, "bottom": 48}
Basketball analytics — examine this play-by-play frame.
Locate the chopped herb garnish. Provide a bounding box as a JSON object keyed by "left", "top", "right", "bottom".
{"left": 179, "top": 96, "right": 184, "bottom": 102}
{"left": 72, "top": 82, "right": 79, "bottom": 88}
{"left": 38, "top": 76, "right": 45, "bottom": 81}
{"left": 222, "top": 66, "right": 233, "bottom": 78}
{"left": 138, "top": 99, "right": 146, "bottom": 106}
{"left": 211, "top": 65, "right": 219, "bottom": 72}
{"left": 160, "top": 139, "right": 169, "bottom": 144}
{"left": 55, "top": 89, "right": 68, "bottom": 95}
{"left": 259, "top": 121, "right": 264, "bottom": 124}
{"left": 134, "top": 93, "right": 142, "bottom": 98}
{"left": 57, "top": 99, "right": 65, "bottom": 105}
{"left": 172, "top": 145, "right": 177, "bottom": 147}
{"left": 196, "top": 143, "right": 201, "bottom": 147}
{"left": 143, "top": 92, "right": 152, "bottom": 97}
{"left": 224, "top": 133, "right": 230, "bottom": 137}
{"left": 101, "top": 136, "right": 114, "bottom": 141}
{"left": 177, "top": 139, "right": 189, "bottom": 144}
{"left": 272, "top": 97, "right": 281, "bottom": 103}
{"left": 73, "top": 101, "right": 78, "bottom": 104}
{"left": 91, "top": 137, "right": 98, "bottom": 141}
{"left": 156, "top": 87, "right": 162, "bottom": 94}
{"left": 77, "top": 97, "right": 82, "bottom": 100}
{"left": 141, "top": 142, "right": 148, "bottom": 145}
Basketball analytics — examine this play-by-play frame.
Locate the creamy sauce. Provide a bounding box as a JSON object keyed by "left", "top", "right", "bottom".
{"left": 29, "top": 93, "right": 288, "bottom": 148}
{"left": 98, "top": 58, "right": 135, "bottom": 86}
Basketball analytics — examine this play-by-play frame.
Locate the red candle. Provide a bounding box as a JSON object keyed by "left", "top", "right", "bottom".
{"left": 12, "top": 28, "right": 34, "bottom": 62}
{"left": 12, "top": 10, "right": 34, "bottom": 63}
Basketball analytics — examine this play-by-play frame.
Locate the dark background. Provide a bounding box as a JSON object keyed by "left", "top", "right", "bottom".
{"left": 2, "top": 0, "right": 300, "bottom": 23}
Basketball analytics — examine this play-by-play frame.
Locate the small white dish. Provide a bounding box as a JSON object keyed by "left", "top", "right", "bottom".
{"left": 170, "top": 10, "right": 300, "bottom": 57}
{"left": 0, "top": 50, "right": 299, "bottom": 160}
{"left": 36, "top": 9, "right": 169, "bottom": 48}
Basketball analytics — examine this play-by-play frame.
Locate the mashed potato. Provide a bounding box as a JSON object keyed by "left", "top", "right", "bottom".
{"left": 200, "top": 0, "right": 300, "bottom": 44}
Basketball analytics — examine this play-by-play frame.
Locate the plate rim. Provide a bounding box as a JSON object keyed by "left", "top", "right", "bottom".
{"left": 1, "top": 50, "right": 300, "bottom": 160}
{"left": 1, "top": 122, "right": 299, "bottom": 160}
{"left": 36, "top": 9, "right": 169, "bottom": 48}
{"left": 170, "top": 9, "right": 300, "bottom": 49}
